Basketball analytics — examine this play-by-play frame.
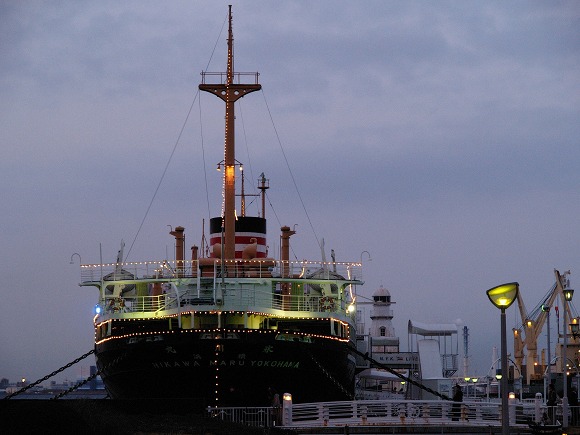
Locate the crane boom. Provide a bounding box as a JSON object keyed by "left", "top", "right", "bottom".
{"left": 513, "top": 269, "right": 574, "bottom": 384}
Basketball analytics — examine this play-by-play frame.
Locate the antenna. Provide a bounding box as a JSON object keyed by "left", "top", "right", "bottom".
{"left": 258, "top": 173, "right": 270, "bottom": 218}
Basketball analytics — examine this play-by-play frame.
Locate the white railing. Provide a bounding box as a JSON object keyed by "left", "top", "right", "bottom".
{"left": 99, "top": 289, "right": 347, "bottom": 315}
{"left": 80, "top": 259, "right": 362, "bottom": 282}
{"left": 201, "top": 71, "right": 261, "bottom": 85}
{"left": 207, "top": 406, "right": 275, "bottom": 427}
{"left": 103, "top": 294, "right": 172, "bottom": 313}
{"left": 208, "top": 399, "right": 544, "bottom": 429}
{"left": 90, "top": 262, "right": 357, "bottom": 316}
{"left": 287, "top": 399, "right": 535, "bottom": 427}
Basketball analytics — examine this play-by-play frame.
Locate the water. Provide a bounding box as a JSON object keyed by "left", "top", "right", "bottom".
{"left": 1, "top": 391, "right": 107, "bottom": 400}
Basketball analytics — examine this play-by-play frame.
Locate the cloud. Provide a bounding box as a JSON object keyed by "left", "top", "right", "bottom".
{"left": 0, "top": 0, "right": 579, "bottom": 385}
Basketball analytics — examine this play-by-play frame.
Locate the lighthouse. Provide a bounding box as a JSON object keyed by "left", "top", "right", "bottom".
{"left": 369, "top": 285, "right": 399, "bottom": 353}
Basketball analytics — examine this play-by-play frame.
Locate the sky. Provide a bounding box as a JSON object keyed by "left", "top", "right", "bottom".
{"left": 1, "top": 0, "right": 579, "bottom": 386}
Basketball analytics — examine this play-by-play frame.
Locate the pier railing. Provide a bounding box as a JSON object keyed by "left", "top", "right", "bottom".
{"left": 207, "top": 406, "right": 274, "bottom": 427}
{"left": 208, "top": 399, "right": 542, "bottom": 429}
{"left": 289, "top": 400, "right": 514, "bottom": 426}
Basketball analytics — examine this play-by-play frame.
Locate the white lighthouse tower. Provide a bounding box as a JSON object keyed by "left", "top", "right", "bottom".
{"left": 370, "top": 286, "right": 396, "bottom": 337}
{"left": 369, "top": 285, "right": 399, "bottom": 353}
{"left": 355, "top": 285, "right": 404, "bottom": 399}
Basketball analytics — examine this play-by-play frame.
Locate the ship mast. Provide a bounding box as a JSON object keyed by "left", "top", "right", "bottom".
{"left": 199, "top": 6, "right": 261, "bottom": 261}
{"left": 258, "top": 172, "right": 269, "bottom": 219}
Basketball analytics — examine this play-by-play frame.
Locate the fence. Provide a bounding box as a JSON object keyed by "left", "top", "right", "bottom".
{"left": 80, "top": 259, "right": 362, "bottom": 282}
{"left": 207, "top": 398, "right": 548, "bottom": 429}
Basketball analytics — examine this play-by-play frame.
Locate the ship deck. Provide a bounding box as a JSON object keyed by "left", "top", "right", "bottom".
{"left": 80, "top": 258, "right": 363, "bottom": 320}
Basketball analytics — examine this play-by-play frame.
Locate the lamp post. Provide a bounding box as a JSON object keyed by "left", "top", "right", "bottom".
{"left": 472, "top": 378, "right": 478, "bottom": 399}
{"left": 358, "top": 251, "right": 371, "bottom": 282}
{"left": 542, "top": 304, "right": 552, "bottom": 390}
{"left": 570, "top": 317, "right": 579, "bottom": 340}
{"left": 487, "top": 282, "right": 519, "bottom": 435}
{"left": 563, "top": 287, "right": 574, "bottom": 429}
{"left": 70, "top": 252, "right": 81, "bottom": 264}
{"left": 360, "top": 251, "right": 372, "bottom": 266}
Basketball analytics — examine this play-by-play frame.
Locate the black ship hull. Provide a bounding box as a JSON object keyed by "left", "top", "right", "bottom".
{"left": 96, "top": 329, "right": 356, "bottom": 406}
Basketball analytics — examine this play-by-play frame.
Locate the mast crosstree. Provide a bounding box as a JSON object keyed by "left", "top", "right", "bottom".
{"left": 199, "top": 5, "right": 261, "bottom": 261}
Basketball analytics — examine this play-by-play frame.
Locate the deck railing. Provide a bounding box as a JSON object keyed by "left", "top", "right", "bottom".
{"left": 83, "top": 259, "right": 360, "bottom": 316}
{"left": 80, "top": 259, "right": 362, "bottom": 283}
{"left": 100, "top": 291, "right": 345, "bottom": 315}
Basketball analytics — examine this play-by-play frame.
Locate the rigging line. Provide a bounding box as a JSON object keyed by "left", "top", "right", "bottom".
{"left": 261, "top": 89, "right": 320, "bottom": 248}
{"left": 198, "top": 10, "right": 229, "bottom": 223}
{"left": 517, "top": 283, "right": 559, "bottom": 329}
{"left": 125, "top": 89, "right": 200, "bottom": 262}
{"left": 205, "top": 11, "right": 229, "bottom": 72}
{"left": 264, "top": 190, "right": 299, "bottom": 262}
{"left": 238, "top": 102, "right": 262, "bottom": 217}
{"left": 125, "top": 13, "right": 228, "bottom": 261}
{"left": 199, "top": 93, "right": 211, "bottom": 221}
{"left": 265, "top": 191, "right": 282, "bottom": 227}
{"left": 238, "top": 104, "right": 258, "bottom": 207}
{"left": 261, "top": 189, "right": 298, "bottom": 261}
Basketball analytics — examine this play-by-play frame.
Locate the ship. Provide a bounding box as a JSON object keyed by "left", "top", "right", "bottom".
{"left": 78, "top": 6, "right": 364, "bottom": 407}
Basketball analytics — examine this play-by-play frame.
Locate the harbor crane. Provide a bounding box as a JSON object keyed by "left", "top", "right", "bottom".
{"left": 513, "top": 269, "right": 578, "bottom": 384}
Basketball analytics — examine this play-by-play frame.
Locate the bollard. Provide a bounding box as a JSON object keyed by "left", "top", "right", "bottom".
{"left": 282, "top": 393, "right": 292, "bottom": 426}
{"left": 360, "top": 405, "right": 367, "bottom": 424}
{"left": 534, "top": 392, "right": 543, "bottom": 423}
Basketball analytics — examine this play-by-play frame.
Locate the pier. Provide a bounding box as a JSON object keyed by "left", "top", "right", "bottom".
{"left": 5, "top": 398, "right": 580, "bottom": 434}
{"left": 208, "top": 398, "right": 571, "bottom": 434}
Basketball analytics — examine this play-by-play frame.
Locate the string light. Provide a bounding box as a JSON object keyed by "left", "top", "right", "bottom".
{"left": 80, "top": 259, "right": 362, "bottom": 271}
{"left": 94, "top": 323, "right": 350, "bottom": 345}
{"left": 214, "top": 344, "right": 220, "bottom": 405}
{"left": 87, "top": 259, "right": 359, "bottom": 348}
{"left": 95, "top": 309, "right": 352, "bottom": 324}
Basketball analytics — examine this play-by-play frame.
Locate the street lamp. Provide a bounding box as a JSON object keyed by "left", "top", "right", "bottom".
{"left": 487, "top": 282, "right": 519, "bottom": 435}
{"left": 471, "top": 378, "right": 478, "bottom": 399}
{"left": 563, "top": 287, "right": 574, "bottom": 429}
{"left": 357, "top": 251, "right": 371, "bottom": 282}
{"left": 360, "top": 250, "right": 372, "bottom": 264}
{"left": 542, "top": 304, "right": 552, "bottom": 389}
{"left": 70, "top": 252, "right": 81, "bottom": 264}
{"left": 570, "top": 317, "right": 580, "bottom": 340}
